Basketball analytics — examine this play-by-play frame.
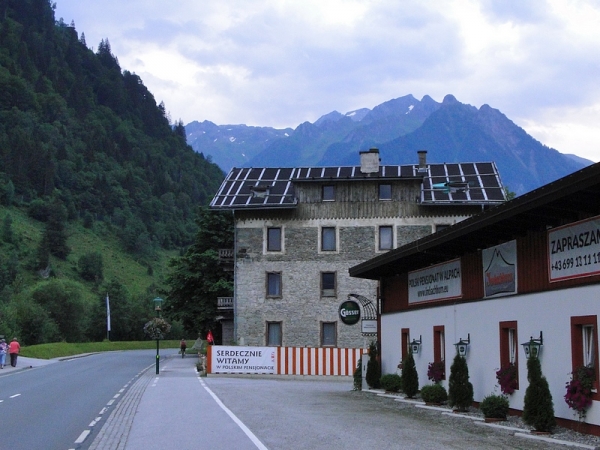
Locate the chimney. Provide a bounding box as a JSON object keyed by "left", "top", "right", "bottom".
{"left": 417, "top": 150, "right": 427, "bottom": 172}
{"left": 359, "top": 148, "right": 380, "bottom": 174}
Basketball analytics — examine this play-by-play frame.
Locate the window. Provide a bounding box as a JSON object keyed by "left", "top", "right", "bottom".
{"left": 433, "top": 325, "right": 446, "bottom": 380}
{"left": 321, "top": 227, "right": 336, "bottom": 251}
{"left": 321, "top": 272, "right": 336, "bottom": 297}
{"left": 322, "top": 185, "right": 335, "bottom": 201}
{"left": 267, "top": 322, "right": 282, "bottom": 346}
{"left": 267, "top": 227, "right": 282, "bottom": 252}
{"left": 401, "top": 328, "right": 410, "bottom": 362}
{"left": 499, "top": 321, "right": 519, "bottom": 391}
{"left": 266, "top": 272, "right": 282, "bottom": 297}
{"left": 379, "top": 184, "right": 392, "bottom": 200}
{"left": 321, "top": 322, "right": 337, "bottom": 346}
{"left": 379, "top": 226, "right": 393, "bottom": 250}
{"left": 571, "top": 316, "right": 599, "bottom": 396}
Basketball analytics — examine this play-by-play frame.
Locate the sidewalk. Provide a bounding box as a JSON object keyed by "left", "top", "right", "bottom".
{"left": 0, "top": 355, "right": 58, "bottom": 373}
{"left": 90, "top": 352, "right": 262, "bottom": 450}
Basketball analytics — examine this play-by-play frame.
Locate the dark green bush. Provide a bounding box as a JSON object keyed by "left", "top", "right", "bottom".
{"left": 523, "top": 356, "right": 555, "bottom": 432}
{"left": 353, "top": 358, "right": 362, "bottom": 391}
{"left": 366, "top": 341, "right": 381, "bottom": 389}
{"left": 420, "top": 384, "right": 448, "bottom": 404}
{"left": 78, "top": 252, "right": 104, "bottom": 281}
{"left": 401, "top": 352, "right": 419, "bottom": 398}
{"left": 380, "top": 373, "right": 402, "bottom": 392}
{"left": 480, "top": 394, "right": 509, "bottom": 419}
{"left": 448, "top": 353, "right": 474, "bottom": 411}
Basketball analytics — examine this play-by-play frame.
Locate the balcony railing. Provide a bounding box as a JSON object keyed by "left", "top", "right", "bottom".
{"left": 217, "top": 297, "right": 233, "bottom": 310}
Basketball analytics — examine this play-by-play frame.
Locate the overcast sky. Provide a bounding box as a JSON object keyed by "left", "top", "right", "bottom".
{"left": 54, "top": 0, "right": 600, "bottom": 162}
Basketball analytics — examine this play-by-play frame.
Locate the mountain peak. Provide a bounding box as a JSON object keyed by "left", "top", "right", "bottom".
{"left": 442, "top": 94, "right": 459, "bottom": 105}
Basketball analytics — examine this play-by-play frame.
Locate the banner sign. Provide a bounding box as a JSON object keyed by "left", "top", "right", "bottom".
{"left": 548, "top": 215, "right": 600, "bottom": 282}
{"left": 482, "top": 240, "right": 517, "bottom": 297}
{"left": 212, "top": 346, "right": 276, "bottom": 374}
{"left": 361, "top": 319, "right": 377, "bottom": 334}
{"left": 408, "top": 259, "right": 462, "bottom": 303}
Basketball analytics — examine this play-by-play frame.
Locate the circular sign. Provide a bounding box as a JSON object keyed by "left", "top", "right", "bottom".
{"left": 339, "top": 300, "right": 361, "bottom": 325}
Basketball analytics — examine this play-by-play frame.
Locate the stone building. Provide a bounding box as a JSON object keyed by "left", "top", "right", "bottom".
{"left": 209, "top": 149, "right": 506, "bottom": 348}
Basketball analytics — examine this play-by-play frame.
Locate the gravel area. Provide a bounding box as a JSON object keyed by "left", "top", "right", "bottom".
{"left": 368, "top": 389, "right": 600, "bottom": 449}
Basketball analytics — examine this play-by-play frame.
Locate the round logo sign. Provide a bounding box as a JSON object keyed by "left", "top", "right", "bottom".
{"left": 339, "top": 300, "right": 361, "bottom": 325}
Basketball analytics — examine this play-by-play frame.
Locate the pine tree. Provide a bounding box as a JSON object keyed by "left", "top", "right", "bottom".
{"left": 448, "top": 353, "right": 474, "bottom": 411}
{"left": 401, "top": 352, "right": 419, "bottom": 398}
{"left": 523, "top": 356, "right": 556, "bottom": 432}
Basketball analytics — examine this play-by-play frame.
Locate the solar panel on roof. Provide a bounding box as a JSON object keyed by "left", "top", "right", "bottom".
{"left": 401, "top": 166, "right": 414, "bottom": 177}
{"left": 269, "top": 182, "right": 287, "bottom": 195}
{"left": 461, "top": 163, "right": 476, "bottom": 175}
{"left": 446, "top": 165, "right": 461, "bottom": 176}
{"left": 480, "top": 175, "right": 500, "bottom": 188}
{"left": 469, "top": 189, "right": 485, "bottom": 200}
{"left": 430, "top": 165, "right": 447, "bottom": 176}
{"left": 247, "top": 168, "right": 263, "bottom": 180}
{"left": 476, "top": 162, "right": 494, "bottom": 175}
{"left": 278, "top": 168, "right": 293, "bottom": 179}
{"left": 263, "top": 168, "right": 278, "bottom": 179}
{"left": 322, "top": 167, "right": 337, "bottom": 178}
{"left": 339, "top": 167, "right": 353, "bottom": 177}
{"left": 486, "top": 188, "right": 505, "bottom": 201}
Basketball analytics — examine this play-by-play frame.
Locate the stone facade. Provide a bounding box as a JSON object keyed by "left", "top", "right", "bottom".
{"left": 210, "top": 151, "right": 506, "bottom": 349}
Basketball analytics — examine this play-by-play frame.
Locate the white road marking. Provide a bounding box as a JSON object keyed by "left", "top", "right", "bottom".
{"left": 89, "top": 416, "right": 102, "bottom": 427}
{"left": 9, "top": 394, "right": 20, "bottom": 398}
{"left": 107, "top": 399, "right": 115, "bottom": 405}
{"left": 113, "top": 393, "right": 120, "bottom": 399}
{"left": 198, "top": 378, "right": 268, "bottom": 450}
{"left": 74, "top": 430, "right": 90, "bottom": 444}
{"left": 99, "top": 407, "right": 108, "bottom": 415}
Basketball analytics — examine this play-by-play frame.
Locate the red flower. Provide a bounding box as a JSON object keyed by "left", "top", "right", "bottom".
{"left": 496, "top": 364, "right": 517, "bottom": 395}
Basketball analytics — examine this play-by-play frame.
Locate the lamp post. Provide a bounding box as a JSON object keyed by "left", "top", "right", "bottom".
{"left": 522, "top": 331, "right": 543, "bottom": 359}
{"left": 153, "top": 297, "right": 163, "bottom": 374}
{"left": 454, "top": 333, "right": 471, "bottom": 357}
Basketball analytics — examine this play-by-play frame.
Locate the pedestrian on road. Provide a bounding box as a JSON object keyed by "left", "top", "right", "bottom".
{"left": 8, "top": 337, "right": 20, "bottom": 367}
{"left": 0, "top": 339, "right": 7, "bottom": 368}
{"left": 180, "top": 338, "right": 187, "bottom": 358}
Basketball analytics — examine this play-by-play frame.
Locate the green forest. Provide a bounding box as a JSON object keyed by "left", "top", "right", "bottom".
{"left": 0, "top": 0, "right": 231, "bottom": 344}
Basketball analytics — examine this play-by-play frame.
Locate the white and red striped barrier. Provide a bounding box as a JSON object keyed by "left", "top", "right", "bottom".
{"left": 207, "top": 345, "right": 366, "bottom": 376}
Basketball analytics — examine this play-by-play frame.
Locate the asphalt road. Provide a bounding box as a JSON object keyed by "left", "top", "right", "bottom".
{"left": 0, "top": 350, "right": 161, "bottom": 450}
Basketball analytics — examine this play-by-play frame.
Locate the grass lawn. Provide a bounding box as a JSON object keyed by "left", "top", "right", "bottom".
{"left": 19, "top": 340, "right": 191, "bottom": 359}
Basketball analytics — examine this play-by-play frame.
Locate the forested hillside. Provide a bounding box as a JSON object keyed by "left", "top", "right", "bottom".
{"left": 0, "top": 0, "right": 224, "bottom": 251}
{"left": 0, "top": 0, "right": 225, "bottom": 344}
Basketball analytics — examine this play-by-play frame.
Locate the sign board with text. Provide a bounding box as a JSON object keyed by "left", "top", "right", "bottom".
{"left": 408, "top": 259, "right": 462, "bottom": 304}
{"left": 211, "top": 346, "right": 276, "bottom": 374}
{"left": 548, "top": 215, "right": 600, "bottom": 282}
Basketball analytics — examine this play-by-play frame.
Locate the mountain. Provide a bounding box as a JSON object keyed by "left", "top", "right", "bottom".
{"left": 0, "top": 0, "right": 225, "bottom": 253}
{"left": 186, "top": 95, "right": 592, "bottom": 195}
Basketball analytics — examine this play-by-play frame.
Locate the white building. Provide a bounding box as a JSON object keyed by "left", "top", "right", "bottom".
{"left": 350, "top": 161, "right": 600, "bottom": 435}
{"left": 210, "top": 149, "right": 506, "bottom": 348}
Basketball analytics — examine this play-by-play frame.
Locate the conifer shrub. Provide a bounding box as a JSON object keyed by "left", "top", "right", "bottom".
{"left": 480, "top": 393, "right": 509, "bottom": 419}
{"left": 420, "top": 384, "right": 448, "bottom": 404}
{"left": 523, "top": 356, "right": 556, "bottom": 432}
{"left": 366, "top": 341, "right": 381, "bottom": 389}
{"left": 448, "top": 353, "right": 474, "bottom": 411}
{"left": 400, "top": 352, "right": 419, "bottom": 398}
{"left": 353, "top": 358, "right": 362, "bottom": 391}
{"left": 380, "top": 374, "right": 402, "bottom": 393}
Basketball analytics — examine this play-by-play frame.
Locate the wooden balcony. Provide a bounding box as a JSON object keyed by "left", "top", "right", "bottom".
{"left": 218, "top": 249, "right": 234, "bottom": 271}
{"left": 217, "top": 297, "right": 233, "bottom": 310}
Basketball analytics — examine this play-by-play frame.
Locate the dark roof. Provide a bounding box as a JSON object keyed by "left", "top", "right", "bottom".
{"left": 349, "top": 162, "right": 600, "bottom": 280}
{"left": 210, "top": 162, "right": 506, "bottom": 210}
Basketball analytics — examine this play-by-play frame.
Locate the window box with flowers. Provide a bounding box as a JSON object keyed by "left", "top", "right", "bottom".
{"left": 427, "top": 361, "right": 445, "bottom": 384}
{"left": 565, "top": 365, "right": 595, "bottom": 421}
{"left": 496, "top": 363, "right": 518, "bottom": 395}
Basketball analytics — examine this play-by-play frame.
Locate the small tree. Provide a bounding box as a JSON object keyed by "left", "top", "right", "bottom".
{"left": 366, "top": 341, "right": 381, "bottom": 389}
{"left": 353, "top": 358, "right": 362, "bottom": 391}
{"left": 448, "top": 353, "right": 474, "bottom": 411}
{"left": 400, "top": 352, "right": 419, "bottom": 398}
{"left": 523, "top": 356, "right": 555, "bottom": 432}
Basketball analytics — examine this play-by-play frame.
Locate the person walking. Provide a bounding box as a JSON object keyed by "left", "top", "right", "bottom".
{"left": 0, "top": 339, "right": 7, "bottom": 369}
{"left": 8, "top": 337, "right": 20, "bottom": 367}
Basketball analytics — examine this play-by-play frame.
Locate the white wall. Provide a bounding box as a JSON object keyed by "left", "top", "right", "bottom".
{"left": 381, "top": 283, "right": 600, "bottom": 425}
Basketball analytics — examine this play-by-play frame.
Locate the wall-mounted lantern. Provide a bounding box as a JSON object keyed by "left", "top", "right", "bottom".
{"left": 454, "top": 333, "right": 470, "bottom": 357}
{"left": 410, "top": 336, "right": 422, "bottom": 354}
{"left": 522, "top": 331, "right": 543, "bottom": 359}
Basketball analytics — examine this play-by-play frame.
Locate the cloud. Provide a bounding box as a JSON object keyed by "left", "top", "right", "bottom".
{"left": 54, "top": 0, "right": 600, "bottom": 161}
